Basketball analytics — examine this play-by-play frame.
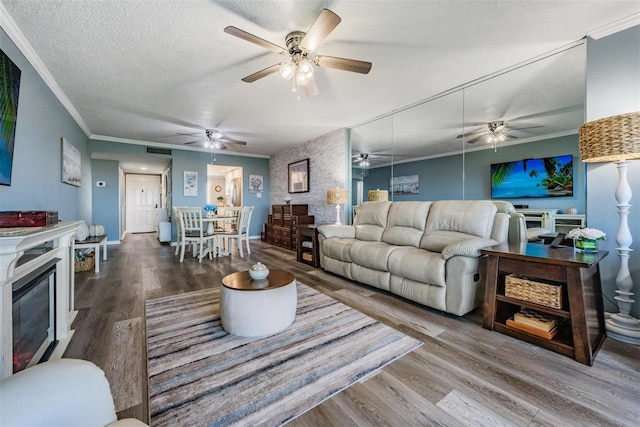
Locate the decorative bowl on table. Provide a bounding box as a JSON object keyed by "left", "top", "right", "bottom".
{"left": 249, "top": 262, "right": 269, "bottom": 280}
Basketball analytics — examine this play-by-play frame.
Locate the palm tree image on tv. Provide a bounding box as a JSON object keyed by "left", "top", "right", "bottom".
{"left": 1, "top": 49, "right": 21, "bottom": 186}
{"left": 491, "top": 155, "right": 573, "bottom": 198}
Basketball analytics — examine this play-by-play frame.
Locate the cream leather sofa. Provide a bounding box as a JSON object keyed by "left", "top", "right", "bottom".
{"left": 318, "top": 200, "right": 511, "bottom": 316}
{"left": 0, "top": 358, "right": 148, "bottom": 427}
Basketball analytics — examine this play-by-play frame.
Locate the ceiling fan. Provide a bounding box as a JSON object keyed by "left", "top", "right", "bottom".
{"left": 179, "top": 129, "right": 247, "bottom": 151}
{"left": 457, "top": 121, "right": 543, "bottom": 150}
{"left": 224, "top": 8, "right": 372, "bottom": 96}
{"left": 352, "top": 152, "right": 393, "bottom": 166}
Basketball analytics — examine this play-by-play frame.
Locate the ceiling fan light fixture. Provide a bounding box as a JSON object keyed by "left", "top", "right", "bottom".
{"left": 295, "top": 67, "right": 310, "bottom": 85}
{"left": 280, "top": 62, "right": 296, "bottom": 80}
{"left": 299, "top": 59, "right": 314, "bottom": 78}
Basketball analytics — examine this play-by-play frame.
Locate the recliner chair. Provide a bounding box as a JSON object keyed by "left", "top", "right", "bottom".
{"left": 0, "top": 358, "right": 148, "bottom": 427}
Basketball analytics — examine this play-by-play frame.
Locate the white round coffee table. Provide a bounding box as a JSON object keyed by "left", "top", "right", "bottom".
{"left": 220, "top": 269, "right": 296, "bottom": 337}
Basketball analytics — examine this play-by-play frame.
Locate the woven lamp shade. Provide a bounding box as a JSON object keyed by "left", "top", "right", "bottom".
{"left": 327, "top": 188, "right": 349, "bottom": 205}
{"left": 578, "top": 112, "right": 640, "bottom": 162}
{"left": 368, "top": 189, "right": 389, "bottom": 201}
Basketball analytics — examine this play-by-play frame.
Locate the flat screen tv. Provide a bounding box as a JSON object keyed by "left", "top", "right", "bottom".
{"left": 491, "top": 154, "right": 573, "bottom": 199}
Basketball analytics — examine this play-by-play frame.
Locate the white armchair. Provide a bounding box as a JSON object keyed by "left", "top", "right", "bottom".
{"left": 0, "top": 358, "right": 147, "bottom": 427}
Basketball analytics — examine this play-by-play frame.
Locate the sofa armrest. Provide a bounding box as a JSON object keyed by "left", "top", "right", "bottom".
{"left": 441, "top": 238, "right": 499, "bottom": 260}
{"left": 317, "top": 224, "right": 355, "bottom": 239}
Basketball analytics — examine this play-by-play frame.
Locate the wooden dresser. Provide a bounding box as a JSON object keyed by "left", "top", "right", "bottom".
{"left": 262, "top": 204, "right": 314, "bottom": 250}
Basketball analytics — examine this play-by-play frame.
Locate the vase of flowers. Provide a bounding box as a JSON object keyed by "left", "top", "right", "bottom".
{"left": 284, "top": 196, "right": 291, "bottom": 205}
{"left": 204, "top": 204, "right": 218, "bottom": 217}
{"left": 567, "top": 227, "right": 606, "bottom": 253}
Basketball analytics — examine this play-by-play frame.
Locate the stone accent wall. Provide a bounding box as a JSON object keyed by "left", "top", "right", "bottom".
{"left": 270, "top": 128, "right": 348, "bottom": 225}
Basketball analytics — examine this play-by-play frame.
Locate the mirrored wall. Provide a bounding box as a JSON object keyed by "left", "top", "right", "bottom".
{"left": 350, "top": 41, "right": 586, "bottom": 217}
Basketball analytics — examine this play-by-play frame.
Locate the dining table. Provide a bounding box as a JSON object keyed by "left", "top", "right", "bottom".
{"left": 200, "top": 215, "right": 238, "bottom": 258}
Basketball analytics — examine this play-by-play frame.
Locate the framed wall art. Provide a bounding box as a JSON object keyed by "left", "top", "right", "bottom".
{"left": 61, "top": 137, "right": 81, "bottom": 187}
{"left": 288, "top": 158, "right": 309, "bottom": 193}
{"left": 390, "top": 174, "right": 419, "bottom": 195}
{"left": 249, "top": 174, "right": 263, "bottom": 193}
{"left": 184, "top": 171, "right": 198, "bottom": 196}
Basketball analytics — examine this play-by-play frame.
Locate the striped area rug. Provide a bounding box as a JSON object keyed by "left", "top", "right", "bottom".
{"left": 146, "top": 282, "right": 422, "bottom": 426}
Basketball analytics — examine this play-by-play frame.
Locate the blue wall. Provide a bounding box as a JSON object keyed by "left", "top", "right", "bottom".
{"left": 358, "top": 134, "right": 585, "bottom": 214}
{"left": 585, "top": 25, "right": 640, "bottom": 318}
{"left": 91, "top": 159, "right": 120, "bottom": 240}
{"left": 0, "top": 28, "right": 91, "bottom": 222}
{"left": 171, "top": 150, "right": 270, "bottom": 240}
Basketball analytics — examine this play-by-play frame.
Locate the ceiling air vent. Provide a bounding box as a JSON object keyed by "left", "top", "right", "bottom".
{"left": 146, "top": 147, "right": 172, "bottom": 155}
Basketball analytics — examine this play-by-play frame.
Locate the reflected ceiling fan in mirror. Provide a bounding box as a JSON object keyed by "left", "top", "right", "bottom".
{"left": 457, "top": 120, "right": 543, "bottom": 151}
{"left": 352, "top": 151, "right": 393, "bottom": 176}
{"left": 179, "top": 129, "right": 248, "bottom": 151}
{"left": 224, "top": 8, "right": 372, "bottom": 97}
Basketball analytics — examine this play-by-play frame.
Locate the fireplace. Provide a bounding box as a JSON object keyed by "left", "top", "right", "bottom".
{"left": 12, "top": 259, "right": 58, "bottom": 373}
{"left": 0, "top": 221, "right": 81, "bottom": 379}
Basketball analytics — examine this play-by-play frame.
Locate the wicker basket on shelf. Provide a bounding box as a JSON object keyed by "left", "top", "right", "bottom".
{"left": 505, "top": 274, "right": 563, "bottom": 309}
{"left": 75, "top": 254, "right": 95, "bottom": 272}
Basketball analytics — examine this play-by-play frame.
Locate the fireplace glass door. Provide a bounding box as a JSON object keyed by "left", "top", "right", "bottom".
{"left": 12, "top": 260, "right": 57, "bottom": 373}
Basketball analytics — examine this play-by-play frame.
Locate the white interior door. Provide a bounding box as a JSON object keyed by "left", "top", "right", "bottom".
{"left": 125, "top": 174, "right": 161, "bottom": 233}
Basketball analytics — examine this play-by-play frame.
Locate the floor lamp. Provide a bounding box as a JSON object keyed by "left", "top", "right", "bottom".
{"left": 327, "top": 188, "right": 349, "bottom": 225}
{"left": 578, "top": 111, "right": 640, "bottom": 345}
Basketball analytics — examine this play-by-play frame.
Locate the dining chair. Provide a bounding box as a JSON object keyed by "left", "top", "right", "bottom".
{"left": 217, "top": 206, "right": 241, "bottom": 232}
{"left": 173, "top": 206, "right": 183, "bottom": 256}
{"left": 218, "top": 206, "right": 254, "bottom": 257}
{"left": 178, "top": 207, "right": 216, "bottom": 262}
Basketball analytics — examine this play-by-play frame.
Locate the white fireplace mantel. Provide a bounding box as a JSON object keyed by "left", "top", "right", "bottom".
{"left": 0, "top": 221, "right": 82, "bottom": 379}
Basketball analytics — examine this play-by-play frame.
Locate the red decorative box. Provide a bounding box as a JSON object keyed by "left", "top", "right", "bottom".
{"left": 0, "top": 211, "right": 59, "bottom": 228}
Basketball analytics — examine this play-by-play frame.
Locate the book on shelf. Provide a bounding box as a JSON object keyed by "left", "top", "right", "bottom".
{"left": 513, "top": 308, "right": 558, "bottom": 332}
{"left": 506, "top": 318, "right": 560, "bottom": 340}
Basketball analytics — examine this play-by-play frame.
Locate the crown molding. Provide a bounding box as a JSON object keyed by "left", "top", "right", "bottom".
{"left": 0, "top": 3, "right": 92, "bottom": 137}
{"left": 587, "top": 12, "right": 640, "bottom": 40}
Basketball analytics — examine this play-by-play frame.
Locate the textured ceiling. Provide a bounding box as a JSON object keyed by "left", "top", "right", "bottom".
{"left": 1, "top": 1, "right": 639, "bottom": 172}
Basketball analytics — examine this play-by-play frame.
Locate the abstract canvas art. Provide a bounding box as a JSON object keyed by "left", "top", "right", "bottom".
{"left": 0, "top": 49, "right": 21, "bottom": 186}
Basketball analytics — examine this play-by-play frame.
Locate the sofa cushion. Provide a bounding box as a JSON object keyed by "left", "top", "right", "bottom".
{"left": 322, "top": 238, "right": 356, "bottom": 263}
{"left": 425, "top": 200, "right": 497, "bottom": 237}
{"left": 350, "top": 241, "right": 398, "bottom": 271}
{"left": 420, "top": 201, "right": 497, "bottom": 251}
{"left": 387, "top": 247, "right": 446, "bottom": 287}
{"left": 381, "top": 201, "right": 432, "bottom": 247}
{"left": 354, "top": 201, "right": 392, "bottom": 241}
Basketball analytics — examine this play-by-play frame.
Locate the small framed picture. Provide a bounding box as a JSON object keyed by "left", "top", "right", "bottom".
{"left": 184, "top": 171, "right": 198, "bottom": 196}
{"left": 288, "top": 158, "right": 309, "bottom": 193}
{"left": 249, "top": 175, "right": 264, "bottom": 193}
{"left": 61, "top": 137, "right": 81, "bottom": 187}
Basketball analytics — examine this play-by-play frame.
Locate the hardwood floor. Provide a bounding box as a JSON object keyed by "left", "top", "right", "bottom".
{"left": 66, "top": 233, "right": 640, "bottom": 426}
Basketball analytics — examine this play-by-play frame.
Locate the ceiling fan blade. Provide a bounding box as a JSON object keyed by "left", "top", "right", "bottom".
{"left": 314, "top": 55, "right": 372, "bottom": 74}
{"left": 177, "top": 132, "right": 203, "bottom": 136}
{"left": 183, "top": 139, "right": 203, "bottom": 145}
{"left": 304, "top": 75, "right": 319, "bottom": 97}
{"left": 224, "top": 26, "right": 286, "bottom": 54}
{"left": 241, "top": 63, "right": 287, "bottom": 82}
{"left": 508, "top": 125, "right": 544, "bottom": 131}
{"left": 466, "top": 134, "right": 487, "bottom": 144}
{"left": 504, "top": 134, "right": 518, "bottom": 139}
{"left": 217, "top": 143, "right": 228, "bottom": 150}
{"left": 219, "top": 138, "right": 248, "bottom": 145}
{"left": 456, "top": 129, "right": 485, "bottom": 139}
{"left": 301, "top": 9, "right": 341, "bottom": 52}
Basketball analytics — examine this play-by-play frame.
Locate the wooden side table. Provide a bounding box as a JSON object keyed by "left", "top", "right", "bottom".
{"left": 481, "top": 243, "right": 608, "bottom": 366}
{"left": 296, "top": 225, "right": 319, "bottom": 267}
